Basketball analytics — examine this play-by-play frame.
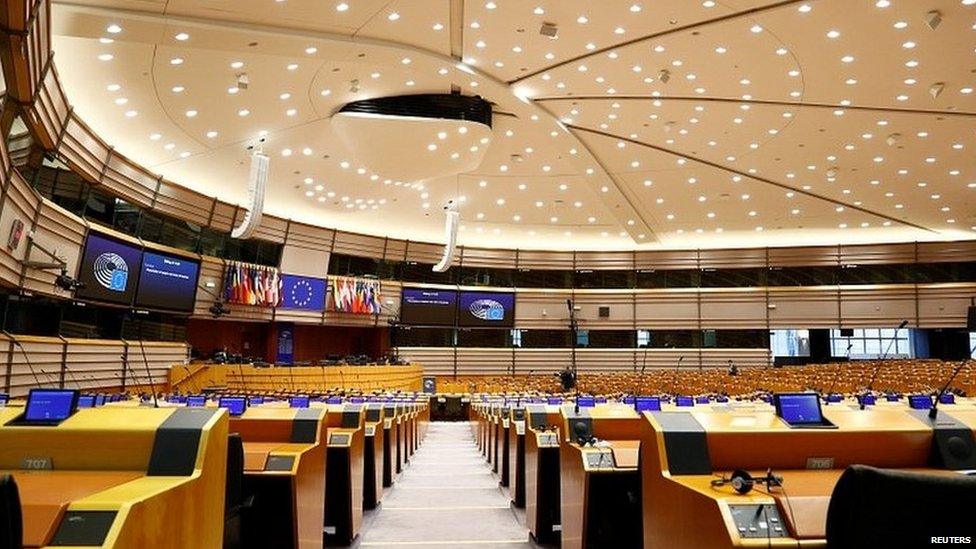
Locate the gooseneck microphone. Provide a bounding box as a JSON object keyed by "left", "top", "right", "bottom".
{"left": 929, "top": 343, "right": 976, "bottom": 420}
{"left": 5, "top": 332, "right": 44, "bottom": 389}
{"left": 861, "top": 320, "right": 909, "bottom": 410}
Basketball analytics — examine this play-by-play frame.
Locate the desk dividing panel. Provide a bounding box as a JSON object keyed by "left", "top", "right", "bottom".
{"left": 381, "top": 403, "right": 398, "bottom": 488}
{"left": 524, "top": 404, "right": 563, "bottom": 545}
{"left": 362, "top": 404, "right": 384, "bottom": 510}
{"left": 230, "top": 407, "right": 327, "bottom": 549}
{"left": 559, "top": 404, "right": 644, "bottom": 549}
{"left": 323, "top": 404, "right": 365, "bottom": 546}
{"left": 0, "top": 406, "right": 227, "bottom": 548}
{"left": 639, "top": 403, "right": 976, "bottom": 549}
{"left": 508, "top": 406, "right": 527, "bottom": 508}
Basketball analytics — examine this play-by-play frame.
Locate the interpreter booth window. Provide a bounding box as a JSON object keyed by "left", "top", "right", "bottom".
{"left": 829, "top": 328, "right": 913, "bottom": 359}
{"left": 769, "top": 330, "right": 810, "bottom": 357}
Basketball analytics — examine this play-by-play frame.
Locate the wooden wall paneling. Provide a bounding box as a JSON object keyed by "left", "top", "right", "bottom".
{"left": 20, "top": 199, "right": 84, "bottom": 294}
{"left": 28, "top": 64, "right": 67, "bottom": 148}
{"left": 574, "top": 251, "right": 634, "bottom": 270}
{"left": 697, "top": 248, "right": 767, "bottom": 270}
{"left": 403, "top": 240, "right": 445, "bottom": 265}
{"left": 839, "top": 243, "right": 916, "bottom": 265}
{"left": 7, "top": 335, "right": 66, "bottom": 395}
{"left": 62, "top": 338, "right": 126, "bottom": 391}
{"left": 513, "top": 348, "right": 571, "bottom": 375}
{"left": 576, "top": 348, "right": 637, "bottom": 372}
{"left": 766, "top": 286, "right": 841, "bottom": 328}
{"left": 251, "top": 215, "right": 289, "bottom": 244}
{"left": 916, "top": 241, "right": 976, "bottom": 264}
{"left": 917, "top": 283, "right": 976, "bottom": 328}
{"left": 208, "top": 200, "right": 237, "bottom": 233}
{"left": 572, "top": 290, "right": 635, "bottom": 329}
{"left": 332, "top": 231, "right": 387, "bottom": 259}
{"left": 0, "top": 169, "right": 40, "bottom": 288}
{"left": 514, "top": 288, "right": 575, "bottom": 329}
{"left": 59, "top": 115, "right": 110, "bottom": 184}
{"left": 153, "top": 180, "right": 212, "bottom": 227}
{"left": 767, "top": 245, "right": 840, "bottom": 267}
{"left": 193, "top": 257, "right": 226, "bottom": 317}
{"left": 633, "top": 290, "right": 699, "bottom": 329}
{"left": 382, "top": 238, "right": 408, "bottom": 262}
{"left": 634, "top": 249, "right": 699, "bottom": 271}
{"left": 838, "top": 285, "right": 917, "bottom": 328}
{"left": 514, "top": 250, "right": 574, "bottom": 270}
{"left": 458, "top": 246, "right": 518, "bottom": 269}
{"left": 698, "top": 288, "right": 768, "bottom": 329}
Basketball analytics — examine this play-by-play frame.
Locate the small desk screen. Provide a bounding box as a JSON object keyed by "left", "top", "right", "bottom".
{"left": 219, "top": 397, "right": 247, "bottom": 416}
{"left": 547, "top": 397, "right": 562, "bottom": 405}
{"left": 248, "top": 396, "right": 264, "bottom": 406}
{"left": 187, "top": 395, "right": 206, "bottom": 407}
{"left": 774, "top": 393, "right": 824, "bottom": 425}
{"left": 675, "top": 396, "right": 695, "bottom": 407}
{"left": 860, "top": 394, "right": 876, "bottom": 406}
{"left": 326, "top": 396, "right": 342, "bottom": 405}
{"left": 908, "top": 395, "right": 932, "bottom": 410}
{"left": 635, "top": 397, "right": 661, "bottom": 412}
{"left": 938, "top": 393, "right": 955, "bottom": 405}
{"left": 290, "top": 395, "right": 310, "bottom": 408}
{"left": 95, "top": 394, "right": 106, "bottom": 406}
{"left": 77, "top": 395, "right": 96, "bottom": 408}
{"left": 695, "top": 396, "right": 710, "bottom": 404}
{"left": 577, "top": 397, "right": 596, "bottom": 408}
{"left": 886, "top": 394, "right": 902, "bottom": 402}
{"left": 24, "top": 389, "right": 79, "bottom": 422}
{"left": 0, "top": 393, "right": 7, "bottom": 407}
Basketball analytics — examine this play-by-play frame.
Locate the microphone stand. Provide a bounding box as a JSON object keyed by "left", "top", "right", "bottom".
{"left": 132, "top": 315, "right": 160, "bottom": 408}
{"left": 929, "top": 343, "right": 976, "bottom": 420}
{"left": 823, "top": 343, "right": 853, "bottom": 405}
{"left": 4, "top": 332, "right": 44, "bottom": 389}
{"left": 567, "top": 299, "right": 580, "bottom": 415}
{"left": 860, "top": 320, "right": 909, "bottom": 410}
{"left": 667, "top": 356, "right": 684, "bottom": 399}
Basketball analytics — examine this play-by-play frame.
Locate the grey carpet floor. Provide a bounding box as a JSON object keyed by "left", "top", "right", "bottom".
{"left": 354, "top": 422, "right": 541, "bottom": 549}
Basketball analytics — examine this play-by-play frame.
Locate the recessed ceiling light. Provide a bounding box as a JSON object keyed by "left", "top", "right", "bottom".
{"left": 577, "top": 15, "right": 588, "bottom": 23}
{"left": 99, "top": 37, "right": 114, "bottom": 44}
{"left": 98, "top": 53, "right": 114, "bottom": 61}
{"left": 841, "top": 55, "right": 854, "bottom": 63}
{"left": 238, "top": 109, "right": 250, "bottom": 116}
{"left": 206, "top": 131, "right": 218, "bottom": 138}
{"left": 798, "top": 4, "right": 812, "bottom": 12}
{"left": 902, "top": 41, "right": 916, "bottom": 49}
{"left": 388, "top": 12, "right": 400, "bottom": 21}
{"left": 124, "top": 110, "right": 137, "bottom": 117}
{"left": 185, "top": 109, "right": 197, "bottom": 117}
{"left": 113, "top": 97, "right": 128, "bottom": 105}
{"left": 320, "top": 89, "right": 332, "bottom": 96}
{"left": 106, "top": 83, "right": 121, "bottom": 91}
{"left": 174, "top": 32, "right": 190, "bottom": 41}
{"left": 149, "top": 133, "right": 161, "bottom": 140}
{"left": 432, "top": 23, "right": 444, "bottom": 30}
{"left": 486, "top": 1, "right": 497, "bottom": 8}
{"left": 305, "top": 46, "right": 317, "bottom": 54}
{"left": 750, "top": 24, "right": 763, "bottom": 33}
{"left": 170, "top": 57, "right": 184, "bottom": 65}
{"left": 171, "top": 85, "right": 185, "bottom": 93}
{"left": 336, "top": 2, "right": 348, "bottom": 12}
{"left": 230, "top": 61, "right": 244, "bottom": 69}
{"left": 227, "top": 86, "right": 239, "bottom": 94}
{"left": 826, "top": 30, "right": 840, "bottom": 38}
{"left": 106, "top": 24, "right": 122, "bottom": 34}
{"left": 286, "top": 63, "right": 298, "bottom": 70}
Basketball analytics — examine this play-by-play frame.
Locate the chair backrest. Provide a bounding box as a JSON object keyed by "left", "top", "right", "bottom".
{"left": 0, "top": 474, "right": 23, "bottom": 549}
{"left": 826, "top": 465, "right": 976, "bottom": 548}
{"left": 225, "top": 434, "right": 244, "bottom": 514}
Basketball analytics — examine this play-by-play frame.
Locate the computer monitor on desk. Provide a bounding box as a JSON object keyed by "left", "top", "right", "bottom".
{"left": 290, "top": 395, "right": 310, "bottom": 408}
{"left": 77, "top": 394, "right": 96, "bottom": 408}
{"left": 0, "top": 393, "right": 8, "bottom": 407}
{"left": 908, "top": 395, "right": 932, "bottom": 410}
{"left": 248, "top": 396, "right": 264, "bottom": 406}
{"left": 187, "top": 395, "right": 206, "bottom": 407}
{"left": 95, "top": 394, "right": 106, "bottom": 406}
{"left": 219, "top": 396, "right": 247, "bottom": 417}
{"left": 577, "top": 396, "right": 596, "bottom": 408}
{"left": 675, "top": 396, "right": 694, "bottom": 407}
{"left": 635, "top": 397, "right": 661, "bottom": 412}
{"left": 773, "top": 392, "right": 836, "bottom": 429}
{"left": 22, "top": 389, "right": 80, "bottom": 425}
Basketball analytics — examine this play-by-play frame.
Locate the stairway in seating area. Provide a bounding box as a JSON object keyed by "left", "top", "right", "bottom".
{"left": 355, "top": 422, "right": 540, "bottom": 548}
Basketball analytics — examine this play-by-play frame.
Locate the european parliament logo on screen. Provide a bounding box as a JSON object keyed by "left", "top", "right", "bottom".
{"left": 469, "top": 298, "right": 505, "bottom": 321}
{"left": 280, "top": 275, "right": 327, "bottom": 311}
{"left": 94, "top": 252, "right": 129, "bottom": 292}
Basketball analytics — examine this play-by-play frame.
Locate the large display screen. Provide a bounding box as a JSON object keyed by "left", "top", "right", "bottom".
{"left": 400, "top": 288, "right": 457, "bottom": 326}
{"left": 280, "top": 275, "right": 327, "bottom": 311}
{"left": 134, "top": 250, "right": 200, "bottom": 312}
{"left": 458, "top": 291, "right": 515, "bottom": 327}
{"left": 75, "top": 232, "right": 143, "bottom": 305}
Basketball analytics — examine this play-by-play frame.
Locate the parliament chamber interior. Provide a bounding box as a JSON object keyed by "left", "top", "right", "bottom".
{"left": 0, "top": 0, "right": 975, "bottom": 547}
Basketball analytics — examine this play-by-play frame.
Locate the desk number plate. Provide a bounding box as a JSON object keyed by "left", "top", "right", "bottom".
{"left": 515, "top": 421, "right": 526, "bottom": 435}
{"left": 365, "top": 425, "right": 376, "bottom": 437}
{"left": 806, "top": 457, "right": 834, "bottom": 470}
{"left": 502, "top": 419, "right": 510, "bottom": 429}
{"left": 21, "top": 456, "right": 53, "bottom": 470}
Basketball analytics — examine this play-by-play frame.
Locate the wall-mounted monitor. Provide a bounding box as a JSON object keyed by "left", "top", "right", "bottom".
{"left": 400, "top": 288, "right": 457, "bottom": 326}
{"left": 458, "top": 291, "right": 515, "bottom": 328}
{"left": 75, "top": 232, "right": 143, "bottom": 305}
{"left": 280, "top": 275, "right": 327, "bottom": 311}
{"left": 134, "top": 250, "right": 200, "bottom": 312}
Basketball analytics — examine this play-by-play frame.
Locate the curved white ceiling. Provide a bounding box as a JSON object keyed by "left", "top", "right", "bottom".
{"left": 50, "top": 0, "right": 976, "bottom": 250}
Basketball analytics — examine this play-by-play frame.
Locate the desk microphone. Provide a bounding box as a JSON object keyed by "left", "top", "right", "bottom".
{"left": 131, "top": 317, "right": 160, "bottom": 408}
{"left": 929, "top": 344, "right": 976, "bottom": 420}
{"left": 667, "top": 356, "right": 684, "bottom": 397}
{"left": 823, "top": 349, "right": 849, "bottom": 405}
{"left": 861, "top": 319, "right": 908, "bottom": 410}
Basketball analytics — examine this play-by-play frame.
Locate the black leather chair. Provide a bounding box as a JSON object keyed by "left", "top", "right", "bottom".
{"left": 826, "top": 465, "right": 976, "bottom": 548}
{"left": 0, "top": 474, "right": 23, "bottom": 549}
{"left": 223, "top": 434, "right": 245, "bottom": 549}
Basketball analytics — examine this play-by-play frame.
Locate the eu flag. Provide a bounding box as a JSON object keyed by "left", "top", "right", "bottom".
{"left": 280, "top": 275, "right": 327, "bottom": 311}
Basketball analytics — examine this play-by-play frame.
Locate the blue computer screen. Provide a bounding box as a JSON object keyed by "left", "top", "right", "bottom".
{"left": 938, "top": 393, "right": 955, "bottom": 405}
{"left": 24, "top": 389, "right": 78, "bottom": 422}
{"left": 908, "top": 395, "right": 932, "bottom": 410}
{"left": 77, "top": 395, "right": 96, "bottom": 408}
{"left": 695, "top": 396, "right": 710, "bottom": 404}
{"left": 187, "top": 395, "right": 206, "bottom": 407}
{"left": 0, "top": 393, "right": 7, "bottom": 407}
{"left": 635, "top": 397, "right": 662, "bottom": 412}
{"left": 326, "top": 396, "right": 342, "bottom": 405}
{"left": 577, "top": 397, "right": 596, "bottom": 408}
{"left": 95, "top": 394, "right": 106, "bottom": 406}
{"left": 775, "top": 393, "right": 823, "bottom": 425}
{"left": 547, "top": 397, "right": 562, "bottom": 405}
{"left": 886, "top": 394, "right": 901, "bottom": 402}
{"left": 248, "top": 396, "right": 264, "bottom": 406}
{"left": 826, "top": 394, "right": 843, "bottom": 403}
{"left": 715, "top": 395, "right": 729, "bottom": 403}
{"left": 675, "top": 396, "right": 695, "bottom": 407}
{"left": 860, "top": 394, "right": 876, "bottom": 406}
{"left": 219, "top": 397, "right": 247, "bottom": 416}
{"left": 290, "top": 395, "right": 310, "bottom": 408}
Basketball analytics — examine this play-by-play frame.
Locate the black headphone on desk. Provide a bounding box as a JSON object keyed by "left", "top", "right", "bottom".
{"left": 711, "top": 469, "right": 783, "bottom": 495}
